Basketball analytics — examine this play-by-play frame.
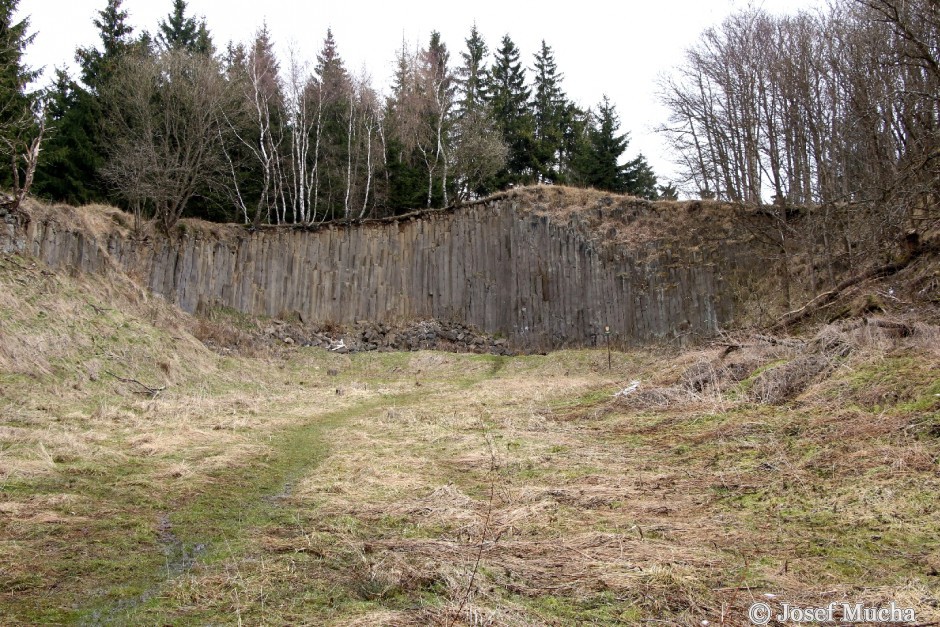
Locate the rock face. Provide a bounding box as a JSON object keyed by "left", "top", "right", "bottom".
{"left": 2, "top": 194, "right": 740, "bottom": 349}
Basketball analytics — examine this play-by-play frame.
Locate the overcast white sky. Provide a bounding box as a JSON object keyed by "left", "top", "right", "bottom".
{"left": 17, "top": 0, "right": 819, "bottom": 185}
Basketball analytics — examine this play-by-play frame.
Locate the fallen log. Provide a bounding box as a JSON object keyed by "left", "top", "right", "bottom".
{"left": 772, "top": 239, "right": 931, "bottom": 331}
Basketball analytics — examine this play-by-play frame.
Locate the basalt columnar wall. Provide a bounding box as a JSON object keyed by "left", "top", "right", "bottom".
{"left": 1, "top": 191, "right": 751, "bottom": 348}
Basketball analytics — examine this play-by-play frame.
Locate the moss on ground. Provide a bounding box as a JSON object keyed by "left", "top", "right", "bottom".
{"left": 1, "top": 257, "right": 939, "bottom": 625}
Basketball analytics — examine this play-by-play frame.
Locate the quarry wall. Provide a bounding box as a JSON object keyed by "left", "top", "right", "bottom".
{"left": 1, "top": 192, "right": 741, "bottom": 349}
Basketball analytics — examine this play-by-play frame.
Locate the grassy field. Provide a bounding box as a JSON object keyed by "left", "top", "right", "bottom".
{"left": 1, "top": 255, "right": 939, "bottom": 625}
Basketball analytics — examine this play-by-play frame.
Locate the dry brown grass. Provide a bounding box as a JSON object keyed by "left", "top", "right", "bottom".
{"left": 485, "top": 185, "right": 744, "bottom": 258}
{"left": 191, "top": 319, "right": 935, "bottom": 625}
{"left": 2, "top": 247, "right": 938, "bottom": 624}
{"left": 19, "top": 197, "right": 133, "bottom": 239}
{"left": 19, "top": 196, "right": 251, "bottom": 243}
{"left": 0, "top": 254, "right": 414, "bottom": 623}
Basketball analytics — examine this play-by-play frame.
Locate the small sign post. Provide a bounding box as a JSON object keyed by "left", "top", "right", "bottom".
{"left": 605, "top": 325, "right": 611, "bottom": 371}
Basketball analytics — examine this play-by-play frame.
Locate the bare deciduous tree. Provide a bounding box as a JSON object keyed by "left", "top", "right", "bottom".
{"left": 658, "top": 0, "right": 939, "bottom": 302}
{"left": 223, "top": 27, "right": 287, "bottom": 226}
{"left": 451, "top": 108, "right": 508, "bottom": 204}
{"left": 2, "top": 99, "right": 46, "bottom": 211}
{"left": 103, "top": 50, "right": 236, "bottom": 233}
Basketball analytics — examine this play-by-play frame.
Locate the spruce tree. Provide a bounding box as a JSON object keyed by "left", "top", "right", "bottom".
{"left": 571, "top": 96, "right": 624, "bottom": 191}
{"left": 622, "top": 153, "right": 659, "bottom": 199}
{"left": 34, "top": 0, "right": 136, "bottom": 203}
{"left": 0, "top": 0, "right": 40, "bottom": 193}
{"left": 76, "top": 0, "right": 133, "bottom": 90}
{"left": 311, "top": 28, "right": 352, "bottom": 219}
{"left": 0, "top": 2, "right": 34, "bottom": 107}
{"left": 657, "top": 182, "right": 679, "bottom": 201}
{"left": 0, "top": 0, "right": 36, "bottom": 115}
{"left": 248, "top": 25, "right": 285, "bottom": 199}
{"left": 384, "top": 41, "right": 427, "bottom": 211}
{"left": 530, "top": 40, "right": 566, "bottom": 183}
{"left": 314, "top": 29, "right": 348, "bottom": 97}
{"left": 451, "top": 25, "right": 507, "bottom": 201}
{"left": 384, "top": 32, "right": 454, "bottom": 212}
{"left": 383, "top": 41, "right": 424, "bottom": 213}
{"left": 418, "top": 31, "right": 453, "bottom": 207}
{"left": 455, "top": 24, "right": 488, "bottom": 118}
{"left": 584, "top": 96, "right": 629, "bottom": 191}
{"left": 573, "top": 96, "right": 658, "bottom": 198}
{"left": 557, "top": 101, "right": 586, "bottom": 183}
{"left": 32, "top": 70, "right": 101, "bottom": 204}
{"left": 485, "top": 35, "right": 534, "bottom": 190}
{"left": 157, "top": 0, "right": 213, "bottom": 55}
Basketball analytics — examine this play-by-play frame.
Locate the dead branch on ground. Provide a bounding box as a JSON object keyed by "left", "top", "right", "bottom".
{"left": 104, "top": 370, "right": 166, "bottom": 397}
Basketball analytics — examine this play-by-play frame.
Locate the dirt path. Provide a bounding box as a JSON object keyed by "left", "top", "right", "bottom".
{"left": 76, "top": 391, "right": 424, "bottom": 625}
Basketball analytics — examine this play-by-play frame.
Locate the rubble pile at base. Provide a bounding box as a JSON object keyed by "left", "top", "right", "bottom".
{"left": 261, "top": 318, "right": 514, "bottom": 355}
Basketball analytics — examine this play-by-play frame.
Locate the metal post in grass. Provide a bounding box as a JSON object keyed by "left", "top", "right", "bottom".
{"left": 605, "top": 325, "right": 611, "bottom": 371}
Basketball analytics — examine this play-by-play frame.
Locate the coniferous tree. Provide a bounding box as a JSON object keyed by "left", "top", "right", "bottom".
{"left": 76, "top": 0, "right": 133, "bottom": 90}
{"left": 135, "top": 30, "right": 155, "bottom": 56}
{"left": 0, "top": 0, "right": 36, "bottom": 124}
{"left": 0, "top": 0, "right": 41, "bottom": 202}
{"left": 657, "top": 182, "right": 679, "bottom": 201}
{"left": 450, "top": 25, "right": 506, "bottom": 202}
{"left": 577, "top": 96, "right": 627, "bottom": 191}
{"left": 417, "top": 31, "right": 454, "bottom": 207}
{"left": 572, "top": 95, "right": 657, "bottom": 197}
{"left": 557, "top": 101, "right": 586, "bottom": 183}
{"left": 383, "top": 32, "right": 454, "bottom": 213}
{"left": 622, "top": 153, "right": 659, "bottom": 199}
{"left": 32, "top": 70, "right": 100, "bottom": 203}
{"left": 485, "top": 35, "right": 534, "bottom": 190}
{"left": 311, "top": 28, "right": 353, "bottom": 219}
{"left": 384, "top": 42, "right": 425, "bottom": 212}
{"left": 455, "top": 24, "right": 488, "bottom": 119}
{"left": 157, "top": 0, "right": 213, "bottom": 55}
{"left": 35, "top": 0, "right": 135, "bottom": 203}
{"left": 530, "top": 40, "right": 567, "bottom": 183}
